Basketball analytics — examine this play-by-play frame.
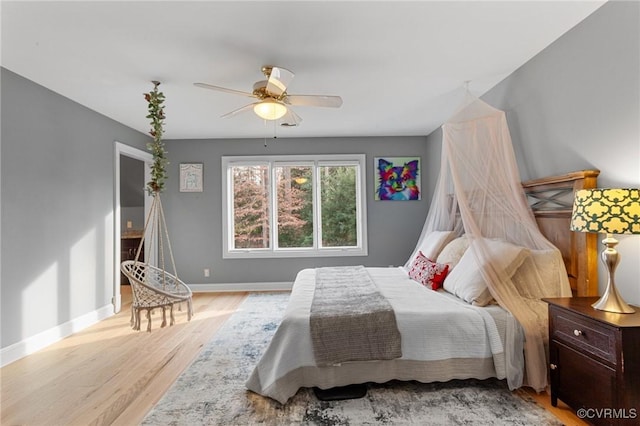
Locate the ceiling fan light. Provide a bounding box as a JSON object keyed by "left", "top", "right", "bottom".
{"left": 254, "top": 99, "right": 287, "bottom": 120}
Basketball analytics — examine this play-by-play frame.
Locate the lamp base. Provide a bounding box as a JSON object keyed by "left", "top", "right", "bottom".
{"left": 592, "top": 290, "right": 636, "bottom": 314}
{"left": 592, "top": 235, "right": 636, "bottom": 314}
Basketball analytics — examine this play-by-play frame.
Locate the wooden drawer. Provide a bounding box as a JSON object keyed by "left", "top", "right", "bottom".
{"left": 551, "top": 307, "right": 617, "bottom": 365}
{"left": 122, "top": 237, "right": 142, "bottom": 251}
{"left": 122, "top": 237, "right": 143, "bottom": 259}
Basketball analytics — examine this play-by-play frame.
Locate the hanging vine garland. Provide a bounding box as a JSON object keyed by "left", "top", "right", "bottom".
{"left": 144, "top": 81, "right": 168, "bottom": 194}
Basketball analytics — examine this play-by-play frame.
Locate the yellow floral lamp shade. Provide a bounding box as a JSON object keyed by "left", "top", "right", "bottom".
{"left": 571, "top": 188, "right": 640, "bottom": 234}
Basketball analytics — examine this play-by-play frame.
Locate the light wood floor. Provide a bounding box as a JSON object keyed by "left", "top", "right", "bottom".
{"left": 1, "top": 287, "right": 248, "bottom": 426}
{"left": 1, "top": 288, "right": 586, "bottom": 426}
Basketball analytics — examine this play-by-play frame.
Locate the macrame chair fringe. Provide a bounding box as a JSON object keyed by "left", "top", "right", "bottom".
{"left": 121, "top": 194, "right": 193, "bottom": 332}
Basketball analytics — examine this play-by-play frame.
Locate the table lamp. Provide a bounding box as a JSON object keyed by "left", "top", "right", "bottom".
{"left": 570, "top": 188, "right": 640, "bottom": 313}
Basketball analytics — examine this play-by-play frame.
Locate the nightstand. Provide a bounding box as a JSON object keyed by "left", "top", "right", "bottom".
{"left": 544, "top": 297, "right": 640, "bottom": 425}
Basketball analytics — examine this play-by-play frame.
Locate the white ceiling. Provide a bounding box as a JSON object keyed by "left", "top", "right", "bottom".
{"left": 1, "top": 1, "right": 606, "bottom": 140}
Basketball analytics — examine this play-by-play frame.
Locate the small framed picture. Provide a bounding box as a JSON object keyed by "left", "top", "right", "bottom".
{"left": 180, "top": 163, "right": 203, "bottom": 192}
{"left": 374, "top": 156, "right": 421, "bottom": 201}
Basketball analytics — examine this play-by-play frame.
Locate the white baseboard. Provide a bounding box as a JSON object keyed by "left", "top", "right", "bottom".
{"left": 188, "top": 281, "right": 293, "bottom": 293}
{"left": 0, "top": 283, "right": 291, "bottom": 367}
{"left": 0, "top": 304, "right": 114, "bottom": 368}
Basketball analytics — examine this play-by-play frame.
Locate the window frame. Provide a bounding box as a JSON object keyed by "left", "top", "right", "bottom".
{"left": 222, "top": 154, "right": 368, "bottom": 259}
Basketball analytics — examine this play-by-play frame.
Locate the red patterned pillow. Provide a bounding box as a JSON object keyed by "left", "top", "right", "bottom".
{"left": 408, "top": 251, "right": 450, "bottom": 290}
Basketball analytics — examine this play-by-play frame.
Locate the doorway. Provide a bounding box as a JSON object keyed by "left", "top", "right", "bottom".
{"left": 113, "top": 142, "right": 153, "bottom": 313}
{"left": 119, "top": 155, "right": 145, "bottom": 284}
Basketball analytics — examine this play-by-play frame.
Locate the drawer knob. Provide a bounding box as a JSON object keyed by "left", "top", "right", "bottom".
{"left": 550, "top": 363, "right": 557, "bottom": 370}
{"left": 573, "top": 329, "right": 583, "bottom": 336}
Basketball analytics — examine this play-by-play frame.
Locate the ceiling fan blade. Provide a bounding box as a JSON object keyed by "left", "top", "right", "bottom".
{"left": 279, "top": 108, "right": 303, "bottom": 127}
{"left": 266, "top": 66, "right": 295, "bottom": 97}
{"left": 220, "top": 102, "right": 257, "bottom": 119}
{"left": 284, "top": 94, "right": 343, "bottom": 108}
{"left": 194, "top": 82, "right": 255, "bottom": 98}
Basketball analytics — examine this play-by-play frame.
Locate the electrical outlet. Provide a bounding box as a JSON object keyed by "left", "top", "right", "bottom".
{"left": 126, "top": 220, "right": 133, "bottom": 229}
{"left": 204, "top": 268, "right": 210, "bottom": 277}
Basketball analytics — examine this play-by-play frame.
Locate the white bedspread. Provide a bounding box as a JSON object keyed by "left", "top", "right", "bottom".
{"left": 246, "top": 267, "right": 524, "bottom": 404}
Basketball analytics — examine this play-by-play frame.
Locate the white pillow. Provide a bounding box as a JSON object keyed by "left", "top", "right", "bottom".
{"left": 443, "top": 238, "right": 530, "bottom": 306}
{"left": 412, "top": 231, "right": 457, "bottom": 262}
{"left": 436, "top": 236, "right": 470, "bottom": 271}
{"left": 512, "top": 249, "right": 564, "bottom": 299}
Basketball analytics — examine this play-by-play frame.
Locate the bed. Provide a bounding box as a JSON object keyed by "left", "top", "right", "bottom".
{"left": 246, "top": 170, "right": 600, "bottom": 404}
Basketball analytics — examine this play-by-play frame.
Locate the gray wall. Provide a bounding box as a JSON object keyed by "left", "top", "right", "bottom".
{"left": 1, "top": 68, "right": 149, "bottom": 349}
{"left": 120, "top": 156, "right": 145, "bottom": 232}
{"left": 120, "top": 156, "right": 145, "bottom": 207}
{"left": 162, "top": 136, "right": 429, "bottom": 285}
{"left": 424, "top": 1, "right": 640, "bottom": 304}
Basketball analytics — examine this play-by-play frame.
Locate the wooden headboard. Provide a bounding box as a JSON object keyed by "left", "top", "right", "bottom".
{"left": 521, "top": 170, "right": 600, "bottom": 297}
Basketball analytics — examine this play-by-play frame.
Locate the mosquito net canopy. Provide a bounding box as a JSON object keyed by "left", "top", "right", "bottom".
{"left": 408, "top": 95, "right": 571, "bottom": 391}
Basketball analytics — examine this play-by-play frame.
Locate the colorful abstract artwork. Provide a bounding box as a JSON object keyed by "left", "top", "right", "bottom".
{"left": 374, "top": 157, "right": 421, "bottom": 201}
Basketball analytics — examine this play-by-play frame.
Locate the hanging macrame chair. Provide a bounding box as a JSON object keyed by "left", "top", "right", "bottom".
{"left": 121, "top": 193, "right": 193, "bottom": 331}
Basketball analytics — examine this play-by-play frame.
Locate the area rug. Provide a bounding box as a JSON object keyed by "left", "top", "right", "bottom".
{"left": 143, "top": 292, "right": 561, "bottom": 425}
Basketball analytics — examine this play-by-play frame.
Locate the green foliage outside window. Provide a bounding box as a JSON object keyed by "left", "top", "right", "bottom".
{"left": 320, "top": 166, "right": 357, "bottom": 247}
{"left": 231, "top": 163, "right": 358, "bottom": 250}
{"left": 233, "top": 165, "right": 270, "bottom": 249}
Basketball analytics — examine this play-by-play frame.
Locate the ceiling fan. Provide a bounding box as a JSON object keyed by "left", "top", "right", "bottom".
{"left": 194, "top": 66, "right": 342, "bottom": 126}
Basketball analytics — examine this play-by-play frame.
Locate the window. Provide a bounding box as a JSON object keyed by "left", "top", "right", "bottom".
{"left": 222, "top": 154, "right": 367, "bottom": 258}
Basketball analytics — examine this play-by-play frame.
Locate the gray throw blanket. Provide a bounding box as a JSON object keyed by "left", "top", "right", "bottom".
{"left": 310, "top": 266, "right": 402, "bottom": 366}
